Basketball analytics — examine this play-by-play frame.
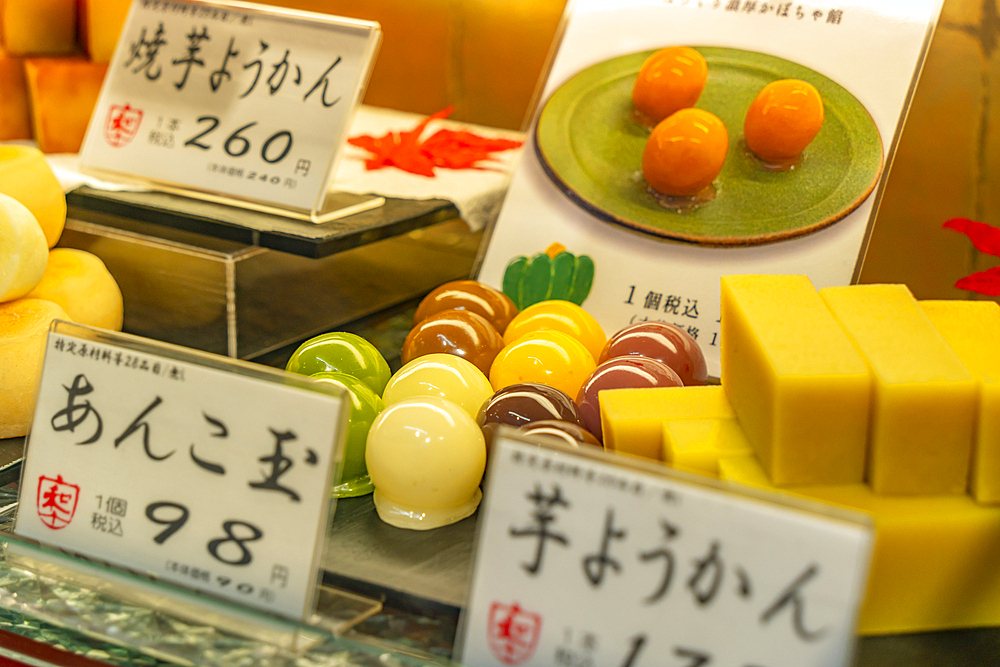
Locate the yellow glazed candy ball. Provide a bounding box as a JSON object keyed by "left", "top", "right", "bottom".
{"left": 382, "top": 353, "right": 494, "bottom": 419}
{"left": 503, "top": 300, "right": 606, "bottom": 361}
{"left": 744, "top": 78, "right": 824, "bottom": 162}
{"left": 490, "top": 330, "right": 597, "bottom": 399}
{"left": 366, "top": 396, "right": 487, "bottom": 530}
{"left": 0, "top": 192, "right": 47, "bottom": 303}
{"left": 642, "top": 108, "right": 729, "bottom": 197}
{"left": 631, "top": 46, "right": 708, "bottom": 125}
{"left": 27, "top": 248, "right": 123, "bottom": 331}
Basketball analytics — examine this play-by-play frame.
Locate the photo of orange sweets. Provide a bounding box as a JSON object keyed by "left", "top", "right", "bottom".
{"left": 641, "top": 108, "right": 729, "bottom": 197}
{"left": 744, "top": 78, "right": 825, "bottom": 162}
{"left": 631, "top": 46, "right": 708, "bottom": 125}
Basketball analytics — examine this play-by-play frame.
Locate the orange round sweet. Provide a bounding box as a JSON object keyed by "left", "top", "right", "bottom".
{"left": 632, "top": 47, "right": 708, "bottom": 124}
{"left": 641, "top": 108, "right": 729, "bottom": 196}
{"left": 744, "top": 79, "right": 824, "bottom": 162}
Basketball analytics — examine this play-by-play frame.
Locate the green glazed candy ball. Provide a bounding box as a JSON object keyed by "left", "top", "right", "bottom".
{"left": 286, "top": 332, "right": 391, "bottom": 396}
{"left": 309, "top": 371, "right": 385, "bottom": 498}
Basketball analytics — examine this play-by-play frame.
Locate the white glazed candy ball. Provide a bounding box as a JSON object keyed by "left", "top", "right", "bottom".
{"left": 366, "top": 396, "right": 487, "bottom": 530}
{"left": 381, "top": 353, "right": 494, "bottom": 418}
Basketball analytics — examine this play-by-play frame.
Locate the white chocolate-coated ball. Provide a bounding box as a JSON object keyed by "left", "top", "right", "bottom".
{"left": 381, "top": 353, "right": 494, "bottom": 419}
{"left": 366, "top": 396, "right": 486, "bottom": 530}
{"left": 0, "top": 193, "right": 47, "bottom": 303}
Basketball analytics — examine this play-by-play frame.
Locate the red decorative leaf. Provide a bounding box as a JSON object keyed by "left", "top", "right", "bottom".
{"left": 943, "top": 218, "right": 1000, "bottom": 257}
{"left": 955, "top": 267, "right": 1000, "bottom": 296}
{"left": 347, "top": 107, "right": 523, "bottom": 177}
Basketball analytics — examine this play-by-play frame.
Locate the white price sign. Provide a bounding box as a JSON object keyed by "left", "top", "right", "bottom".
{"left": 80, "top": 0, "right": 380, "bottom": 219}
{"left": 15, "top": 322, "right": 348, "bottom": 620}
{"left": 458, "top": 435, "right": 873, "bottom": 667}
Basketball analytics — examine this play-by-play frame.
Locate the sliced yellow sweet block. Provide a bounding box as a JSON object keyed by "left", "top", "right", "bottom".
{"left": 0, "top": 193, "right": 48, "bottom": 303}
{"left": 662, "top": 418, "right": 751, "bottom": 476}
{"left": 78, "top": 0, "right": 132, "bottom": 63}
{"left": 0, "top": 298, "right": 71, "bottom": 438}
{"left": 920, "top": 300, "right": 1000, "bottom": 504}
{"left": 26, "top": 249, "right": 123, "bottom": 331}
{"left": 718, "top": 453, "right": 783, "bottom": 491}
{"left": 1, "top": 0, "right": 77, "bottom": 56}
{"left": 819, "top": 285, "right": 977, "bottom": 495}
{"left": 721, "top": 275, "right": 871, "bottom": 486}
{"left": 0, "top": 49, "right": 31, "bottom": 140}
{"left": 0, "top": 145, "right": 67, "bottom": 247}
{"left": 24, "top": 57, "right": 108, "bottom": 154}
{"left": 601, "top": 385, "right": 734, "bottom": 460}
{"left": 793, "top": 483, "right": 1000, "bottom": 635}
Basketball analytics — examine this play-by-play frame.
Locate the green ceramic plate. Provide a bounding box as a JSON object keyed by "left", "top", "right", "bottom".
{"left": 535, "top": 47, "right": 883, "bottom": 246}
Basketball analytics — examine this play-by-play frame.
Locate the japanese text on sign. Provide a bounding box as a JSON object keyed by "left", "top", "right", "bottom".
{"left": 460, "top": 437, "right": 872, "bottom": 667}
{"left": 80, "top": 0, "right": 380, "bottom": 215}
{"left": 17, "top": 324, "right": 347, "bottom": 620}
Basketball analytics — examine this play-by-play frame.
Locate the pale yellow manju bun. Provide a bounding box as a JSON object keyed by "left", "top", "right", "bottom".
{"left": 0, "top": 192, "right": 48, "bottom": 303}
{"left": 0, "top": 298, "right": 71, "bottom": 438}
{"left": 0, "top": 144, "right": 66, "bottom": 247}
{"left": 27, "top": 248, "right": 123, "bottom": 331}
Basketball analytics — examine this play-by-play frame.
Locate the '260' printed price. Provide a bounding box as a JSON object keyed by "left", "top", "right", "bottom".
{"left": 184, "top": 116, "right": 293, "bottom": 165}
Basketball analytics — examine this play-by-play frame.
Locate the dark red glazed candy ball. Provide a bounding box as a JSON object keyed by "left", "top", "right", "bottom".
{"left": 599, "top": 321, "right": 708, "bottom": 386}
{"left": 478, "top": 382, "right": 588, "bottom": 455}
{"left": 576, "top": 356, "right": 683, "bottom": 442}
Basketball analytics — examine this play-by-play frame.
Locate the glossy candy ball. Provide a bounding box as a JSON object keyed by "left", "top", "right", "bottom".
{"left": 520, "top": 419, "right": 602, "bottom": 449}
{"left": 503, "top": 300, "right": 607, "bottom": 361}
{"left": 479, "top": 382, "right": 587, "bottom": 455}
{"left": 600, "top": 321, "right": 708, "bottom": 386}
{"left": 366, "top": 396, "right": 487, "bottom": 530}
{"left": 382, "top": 353, "right": 494, "bottom": 419}
{"left": 489, "top": 330, "right": 597, "bottom": 399}
{"left": 577, "top": 356, "right": 684, "bottom": 441}
{"left": 642, "top": 108, "right": 729, "bottom": 197}
{"left": 309, "top": 372, "right": 384, "bottom": 497}
{"left": 744, "top": 78, "right": 824, "bottom": 162}
{"left": 631, "top": 46, "right": 708, "bottom": 125}
{"left": 402, "top": 309, "right": 505, "bottom": 377}
{"left": 413, "top": 280, "right": 518, "bottom": 334}
{"left": 286, "top": 332, "right": 391, "bottom": 396}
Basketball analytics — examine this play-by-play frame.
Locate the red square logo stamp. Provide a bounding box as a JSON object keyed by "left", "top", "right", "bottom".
{"left": 37, "top": 475, "right": 80, "bottom": 530}
{"left": 105, "top": 104, "right": 143, "bottom": 148}
{"left": 488, "top": 601, "right": 542, "bottom": 665}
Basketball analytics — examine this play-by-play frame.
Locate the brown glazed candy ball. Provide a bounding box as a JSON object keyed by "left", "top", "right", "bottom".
{"left": 599, "top": 321, "right": 708, "bottom": 386}
{"left": 520, "top": 419, "right": 602, "bottom": 449}
{"left": 577, "top": 356, "right": 684, "bottom": 442}
{"left": 478, "top": 382, "right": 588, "bottom": 455}
{"left": 413, "top": 280, "right": 518, "bottom": 334}
{"left": 402, "top": 309, "right": 504, "bottom": 377}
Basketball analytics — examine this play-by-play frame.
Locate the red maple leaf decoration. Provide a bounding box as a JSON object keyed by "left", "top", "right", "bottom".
{"left": 943, "top": 217, "right": 1000, "bottom": 296}
{"left": 347, "top": 106, "right": 523, "bottom": 177}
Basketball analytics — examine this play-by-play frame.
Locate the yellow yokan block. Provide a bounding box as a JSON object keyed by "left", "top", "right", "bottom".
{"left": 1, "top": 0, "right": 77, "bottom": 56}
{"left": 600, "top": 385, "right": 734, "bottom": 461}
{"left": 0, "top": 49, "right": 30, "bottom": 140}
{"left": 24, "top": 57, "right": 108, "bottom": 154}
{"left": 920, "top": 300, "right": 1000, "bottom": 503}
{"left": 718, "top": 453, "right": 775, "bottom": 490}
{"left": 78, "top": 0, "right": 132, "bottom": 63}
{"left": 662, "top": 418, "right": 751, "bottom": 476}
{"left": 720, "top": 275, "right": 871, "bottom": 486}
{"left": 792, "top": 484, "right": 1000, "bottom": 635}
{"left": 819, "top": 285, "right": 977, "bottom": 495}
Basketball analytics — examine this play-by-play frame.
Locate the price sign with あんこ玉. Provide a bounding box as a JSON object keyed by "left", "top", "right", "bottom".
{"left": 15, "top": 322, "right": 348, "bottom": 620}
{"left": 79, "top": 0, "right": 381, "bottom": 220}
{"left": 458, "top": 435, "right": 874, "bottom": 667}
